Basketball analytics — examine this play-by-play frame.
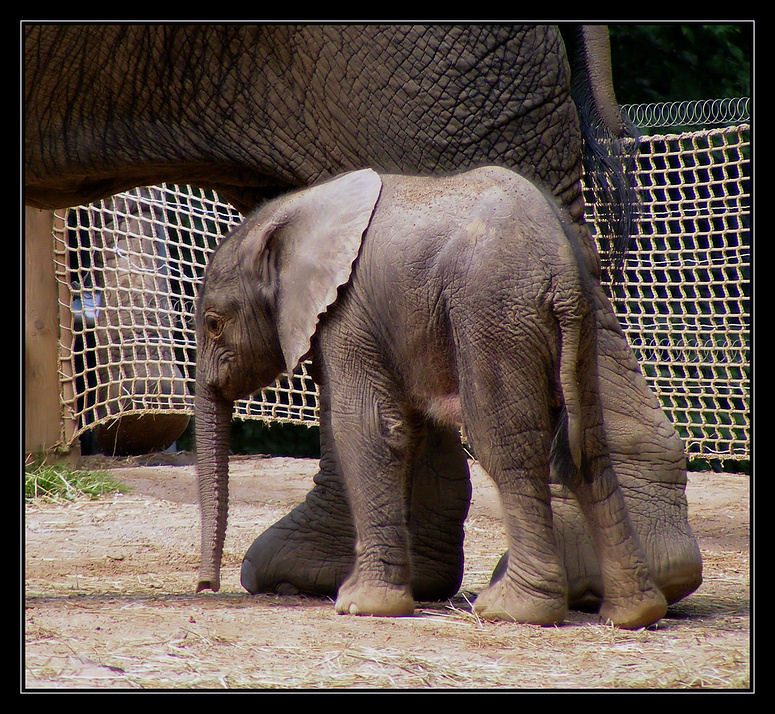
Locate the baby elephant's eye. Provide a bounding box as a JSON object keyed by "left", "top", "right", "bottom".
{"left": 205, "top": 313, "right": 224, "bottom": 338}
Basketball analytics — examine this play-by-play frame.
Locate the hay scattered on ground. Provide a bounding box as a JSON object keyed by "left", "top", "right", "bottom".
{"left": 24, "top": 456, "right": 750, "bottom": 690}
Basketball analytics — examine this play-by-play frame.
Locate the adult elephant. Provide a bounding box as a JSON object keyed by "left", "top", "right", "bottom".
{"left": 24, "top": 24, "right": 702, "bottom": 609}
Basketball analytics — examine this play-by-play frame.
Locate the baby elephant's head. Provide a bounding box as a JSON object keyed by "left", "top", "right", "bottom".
{"left": 195, "top": 169, "right": 382, "bottom": 405}
{"left": 194, "top": 168, "right": 381, "bottom": 594}
{"left": 196, "top": 226, "right": 285, "bottom": 403}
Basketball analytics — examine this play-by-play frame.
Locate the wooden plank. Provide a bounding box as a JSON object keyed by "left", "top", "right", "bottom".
{"left": 24, "top": 207, "right": 76, "bottom": 458}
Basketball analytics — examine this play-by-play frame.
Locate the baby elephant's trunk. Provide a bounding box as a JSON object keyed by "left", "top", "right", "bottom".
{"left": 194, "top": 386, "right": 234, "bottom": 593}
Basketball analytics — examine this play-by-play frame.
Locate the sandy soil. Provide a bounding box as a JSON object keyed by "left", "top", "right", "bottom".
{"left": 24, "top": 453, "right": 751, "bottom": 690}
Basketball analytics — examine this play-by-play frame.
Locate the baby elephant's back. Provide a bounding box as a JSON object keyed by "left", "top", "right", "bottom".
{"left": 380, "top": 167, "right": 579, "bottom": 296}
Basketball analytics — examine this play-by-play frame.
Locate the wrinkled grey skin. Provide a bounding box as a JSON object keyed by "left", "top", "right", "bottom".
{"left": 195, "top": 167, "right": 669, "bottom": 629}
{"left": 25, "top": 24, "right": 623, "bottom": 225}
{"left": 24, "top": 24, "right": 701, "bottom": 608}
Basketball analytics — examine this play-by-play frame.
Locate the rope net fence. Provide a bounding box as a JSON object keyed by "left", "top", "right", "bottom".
{"left": 51, "top": 98, "right": 750, "bottom": 462}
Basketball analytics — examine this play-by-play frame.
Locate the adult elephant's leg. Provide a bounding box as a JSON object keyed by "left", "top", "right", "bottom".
{"left": 241, "top": 387, "right": 355, "bottom": 596}
{"left": 490, "top": 290, "right": 703, "bottom": 608}
{"left": 240, "top": 387, "right": 471, "bottom": 600}
{"left": 543, "top": 228, "right": 702, "bottom": 607}
{"left": 589, "top": 297, "right": 703, "bottom": 605}
{"left": 405, "top": 422, "right": 471, "bottom": 601}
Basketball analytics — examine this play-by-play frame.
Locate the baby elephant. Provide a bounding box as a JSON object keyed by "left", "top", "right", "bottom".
{"left": 194, "top": 166, "right": 667, "bottom": 629}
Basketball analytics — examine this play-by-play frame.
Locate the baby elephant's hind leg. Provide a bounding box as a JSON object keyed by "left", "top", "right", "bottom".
{"left": 459, "top": 351, "right": 569, "bottom": 626}
{"left": 472, "top": 449, "right": 570, "bottom": 626}
{"left": 569, "top": 459, "right": 667, "bottom": 629}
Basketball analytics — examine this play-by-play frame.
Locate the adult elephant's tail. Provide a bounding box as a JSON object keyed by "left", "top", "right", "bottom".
{"left": 561, "top": 24, "right": 640, "bottom": 281}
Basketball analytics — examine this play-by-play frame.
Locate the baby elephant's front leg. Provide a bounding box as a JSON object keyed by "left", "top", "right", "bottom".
{"left": 330, "top": 391, "right": 417, "bottom": 617}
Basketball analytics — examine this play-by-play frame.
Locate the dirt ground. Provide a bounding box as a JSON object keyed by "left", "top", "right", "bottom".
{"left": 24, "top": 453, "right": 751, "bottom": 691}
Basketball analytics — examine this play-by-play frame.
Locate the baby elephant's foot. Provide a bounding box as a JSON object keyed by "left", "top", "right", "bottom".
{"left": 599, "top": 587, "right": 667, "bottom": 630}
{"left": 473, "top": 578, "right": 568, "bottom": 626}
{"left": 335, "top": 575, "right": 415, "bottom": 617}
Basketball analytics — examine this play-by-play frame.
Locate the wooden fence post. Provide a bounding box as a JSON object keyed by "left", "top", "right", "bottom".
{"left": 24, "top": 207, "right": 78, "bottom": 461}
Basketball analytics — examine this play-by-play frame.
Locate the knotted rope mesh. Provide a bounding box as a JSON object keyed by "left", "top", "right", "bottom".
{"left": 51, "top": 99, "right": 750, "bottom": 461}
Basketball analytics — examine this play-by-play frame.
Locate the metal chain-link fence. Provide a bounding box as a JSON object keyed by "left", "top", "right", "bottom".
{"left": 51, "top": 98, "right": 751, "bottom": 461}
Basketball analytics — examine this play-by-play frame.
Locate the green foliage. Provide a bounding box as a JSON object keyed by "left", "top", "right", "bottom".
{"left": 609, "top": 24, "right": 752, "bottom": 104}
{"left": 229, "top": 421, "right": 321, "bottom": 457}
{"left": 24, "top": 459, "right": 130, "bottom": 502}
{"left": 688, "top": 457, "right": 750, "bottom": 474}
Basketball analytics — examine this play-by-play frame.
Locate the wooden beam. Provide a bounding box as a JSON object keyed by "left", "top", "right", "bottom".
{"left": 24, "top": 207, "right": 77, "bottom": 459}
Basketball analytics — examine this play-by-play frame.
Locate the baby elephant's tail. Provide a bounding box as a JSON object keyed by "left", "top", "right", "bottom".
{"left": 553, "top": 282, "right": 613, "bottom": 492}
{"left": 554, "top": 303, "right": 607, "bottom": 485}
{"left": 557, "top": 310, "right": 586, "bottom": 473}
{"left": 547, "top": 213, "right": 607, "bottom": 486}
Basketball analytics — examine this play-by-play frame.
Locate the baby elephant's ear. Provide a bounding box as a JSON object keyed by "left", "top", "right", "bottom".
{"left": 254, "top": 169, "right": 382, "bottom": 373}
